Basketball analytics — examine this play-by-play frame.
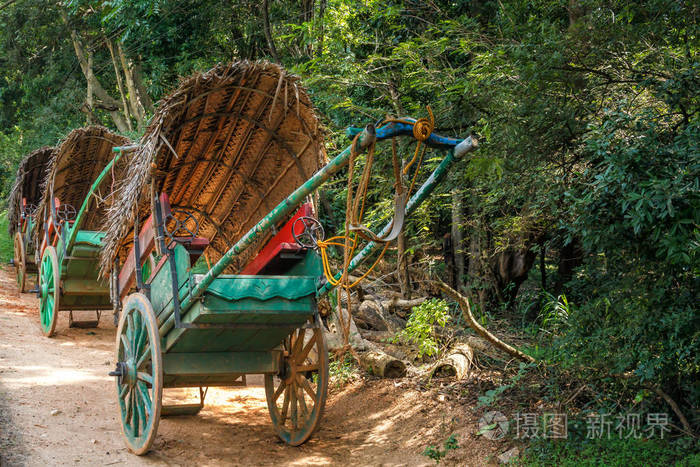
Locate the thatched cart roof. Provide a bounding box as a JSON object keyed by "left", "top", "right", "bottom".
{"left": 7, "top": 147, "right": 54, "bottom": 235}
{"left": 34, "top": 126, "right": 131, "bottom": 239}
{"left": 99, "top": 61, "right": 326, "bottom": 275}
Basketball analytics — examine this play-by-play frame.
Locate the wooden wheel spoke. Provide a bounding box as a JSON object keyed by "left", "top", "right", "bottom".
{"left": 136, "top": 344, "right": 151, "bottom": 369}
{"left": 299, "top": 375, "right": 317, "bottom": 404}
{"left": 280, "top": 385, "right": 290, "bottom": 424}
{"left": 119, "top": 384, "right": 130, "bottom": 400}
{"left": 290, "top": 383, "right": 298, "bottom": 429}
{"left": 296, "top": 363, "right": 319, "bottom": 372}
{"left": 137, "top": 381, "right": 152, "bottom": 414}
{"left": 272, "top": 380, "right": 286, "bottom": 403}
{"left": 296, "top": 381, "right": 309, "bottom": 417}
{"left": 297, "top": 333, "right": 317, "bottom": 364}
{"left": 292, "top": 329, "right": 306, "bottom": 356}
{"left": 132, "top": 394, "right": 141, "bottom": 437}
{"left": 137, "top": 371, "right": 153, "bottom": 385}
{"left": 126, "top": 314, "right": 135, "bottom": 351}
{"left": 120, "top": 334, "right": 133, "bottom": 360}
{"left": 135, "top": 389, "right": 147, "bottom": 437}
{"left": 126, "top": 387, "right": 134, "bottom": 426}
{"left": 132, "top": 314, "right": 142, "bottom": 357}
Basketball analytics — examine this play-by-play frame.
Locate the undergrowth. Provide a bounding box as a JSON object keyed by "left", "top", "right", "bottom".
{"left": 0, "top": 211, "right": 12, "bottom": 263}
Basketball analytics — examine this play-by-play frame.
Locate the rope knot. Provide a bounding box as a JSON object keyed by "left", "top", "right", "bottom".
{"left": 412, "top": 117, "right": 433, "bottom": 141}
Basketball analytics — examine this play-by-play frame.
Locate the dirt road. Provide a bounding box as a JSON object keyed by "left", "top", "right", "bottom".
{"left": 0, "top": 265, "right": 500, "bottom": 466}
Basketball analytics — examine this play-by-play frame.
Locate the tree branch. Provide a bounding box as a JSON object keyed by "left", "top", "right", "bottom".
{"left": 434, "top": 279, "right": 536, "bottom": 363}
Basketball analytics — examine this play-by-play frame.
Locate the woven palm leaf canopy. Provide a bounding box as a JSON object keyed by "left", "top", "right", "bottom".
{"left": 34, "top": 126, "right": 131, "bottom": 241}
{"left": 100, "top": 61, "right": 326, "bottom": 274}
{"left": 7, "top": 147, "right": 54, "bottom": 235}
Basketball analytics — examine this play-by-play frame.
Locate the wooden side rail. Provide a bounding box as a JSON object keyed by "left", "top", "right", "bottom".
{"left": 118, "top": 193, "right": 210, "bottom": 300}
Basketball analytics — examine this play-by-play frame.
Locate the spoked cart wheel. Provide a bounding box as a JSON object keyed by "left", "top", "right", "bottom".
{"left": 265, "top": 314, "right": 329, "bottom": 446}
{"left": 13, "top": 232, "right": 26, "bottom": 293}
{"left": 113, "top": 293, "right": 163, "bottom": 455}
{"left": 39, "top": 246, "right": 59, "bottom": 336}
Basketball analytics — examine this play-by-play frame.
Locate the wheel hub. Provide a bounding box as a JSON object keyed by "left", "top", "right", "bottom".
{"left": 109, "top": 361, "right": 136, "bottom": 386}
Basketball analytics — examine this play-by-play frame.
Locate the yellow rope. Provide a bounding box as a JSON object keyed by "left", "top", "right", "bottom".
{"left": 317, "top": 106, "right": 435, "bottom": 350}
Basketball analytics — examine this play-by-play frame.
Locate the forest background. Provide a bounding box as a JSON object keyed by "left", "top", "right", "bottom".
{"left": 0, "top": 0, "right": 697, "bottom": 463}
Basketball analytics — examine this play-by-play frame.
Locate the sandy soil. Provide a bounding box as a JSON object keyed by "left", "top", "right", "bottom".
{"left": 0, "top": 265, "right": 506, "bottom": 466}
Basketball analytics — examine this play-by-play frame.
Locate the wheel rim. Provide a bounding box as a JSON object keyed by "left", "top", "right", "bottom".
{"left": 39, "top": 247, "right": 58, "bottom": 336}
{"left": 265, "top": 316, "right": 328, "bottom": 445}
{"left": 14, "top": 233, "right": 25, "bottom": 292}
{"left": 115, "top": 293, "right": 162, "bottom": 455}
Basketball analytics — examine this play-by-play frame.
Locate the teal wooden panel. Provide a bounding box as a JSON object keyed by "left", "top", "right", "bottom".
{"left": 205, "top": 275, "right": 317, "bottom": 301}
{"left": 150, "top": 244, "right": 191, "bottom": 318}
{"left": 73, "top": 230, "right": 105, "bottom": 247}
{"left": 284, "top": 250, "right": 323, "bottom": 277}
{"left": 162, "top": 351, "right": 280, "bottom": 377}
{"left": 59, "top": 294, "right": 112, "bottom": 310}
{"left": 164, "top": 288, "right": 315, "bottom": 352}
{"left": 163, "top": 374, "right": 246, "bottom": 388}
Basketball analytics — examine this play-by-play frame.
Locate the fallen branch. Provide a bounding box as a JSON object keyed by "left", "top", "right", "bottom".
{"left": 644, "top": 384, "right": 695, "bottom": 437}
{"left": 434, "top": 280, "right": 536, "bottom": 363}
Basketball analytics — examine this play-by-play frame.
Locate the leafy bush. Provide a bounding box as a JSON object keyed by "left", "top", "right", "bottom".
{"left": 392, "top": 298, "right": 450, "bottom": 358}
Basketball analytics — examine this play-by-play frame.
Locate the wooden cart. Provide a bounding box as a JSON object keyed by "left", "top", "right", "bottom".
{"left": 100, "top": 62, "right": 477, "bottom": 454}
{"left": 8, "top": 147, "right": 54, "bottom": 292}
{"left": 34, "top": 126, "right": 130, "bottom": 336}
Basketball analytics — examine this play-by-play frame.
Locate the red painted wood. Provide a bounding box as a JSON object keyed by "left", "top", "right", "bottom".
{"left": 240, "top": 203, "right": 313, "bottom": 275}
{"left": 118, "top": 213, "right": 156, "bottom": 300}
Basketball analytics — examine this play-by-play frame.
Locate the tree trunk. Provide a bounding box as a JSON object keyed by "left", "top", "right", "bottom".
{"left": 261, "top": 0, "right": 280, "bottom": 62}
{"left": 451, "top": 188, "right": 465, "bottom": 288}
{"left": 105, "top": 37, "right": 132, "bottom": 132}
{"left": 397, "top": 231, "right": 411, "bottom": 299}
{"left": 117, "top": 42, "right": 146, "bottom": 132}
{"left": 467, "top": 215, "right": 486, "bottom": 310}
{"left": 359, "top": 350, "right": 406, "bottom": 378}
{"left": 555, "top": 238, "right": 582, "bottom": 294}
{"left": 429, "top": 343, "right": 473, "bottom": 380}
{"left": 131, "top": 61, "right": 155, "bottom": 114}
{"left": 539, "top": 239, "right": 547, "bottom": 291}
{"left": 443, "top": 233, "right": 456, "bottom": 288}
{"left": 62, "top": 11, "right": 129, "bottom": 133}
{"left": 317, "top": 0, "right": 326, "bottom": 57}
{"left": 85, "top": 52, "right": 97, "bottom": 125}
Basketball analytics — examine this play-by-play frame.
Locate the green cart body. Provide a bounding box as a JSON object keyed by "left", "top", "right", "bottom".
{"left": 99, "top": 62, "right": 477, "bottom": 455}
{"left": 7, "top": 147, "right": 54, "bottom": 292}
{"left": 35, "top": 126, "right": 130, "bottom": 336}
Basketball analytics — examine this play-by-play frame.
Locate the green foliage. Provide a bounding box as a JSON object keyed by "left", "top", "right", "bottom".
{"left": 519, "top": 433, "right": 699, "bottom": 467}
{"left": 422, "top": 433, "right": 459, "bottom": 464}
{"left": 477, "top": 362, "right": 535, "bottom": 408}
{"left": 0, "top": 211, "right": 13, "bottom": 263}
{"left": 538, "top": 293, "right": 570, "bottom": 333}
{"left": 392, "top": 298, "right": 450, "bottom": 358}
{"left": 0, "top": 0, "right": 698, "bottom": 450}
{"left": 328, "top": 353, "right": 357, "bottom": 388}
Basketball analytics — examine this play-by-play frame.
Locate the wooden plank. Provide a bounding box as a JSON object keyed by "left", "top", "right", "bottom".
{"left": 62, "top": 279, "right": 109, "bottom": 295}
{"left": 117, "top": 213, "right": 156, "bottom": 300}
{"left": 162, "top": 351, "right": 280, "bottom": 377}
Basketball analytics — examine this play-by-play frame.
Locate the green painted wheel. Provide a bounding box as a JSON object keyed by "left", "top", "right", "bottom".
{"left": 39, "top": 246, "right": 59, "bottom": 337}
{"left": 265, "top": 314, "right": 329, "bottom": 446}
{"left": 114, "top": 293, "right": 162, "bottom": 455}
{"left": 13, "top": 232, "right": 26, "bottom": 293}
